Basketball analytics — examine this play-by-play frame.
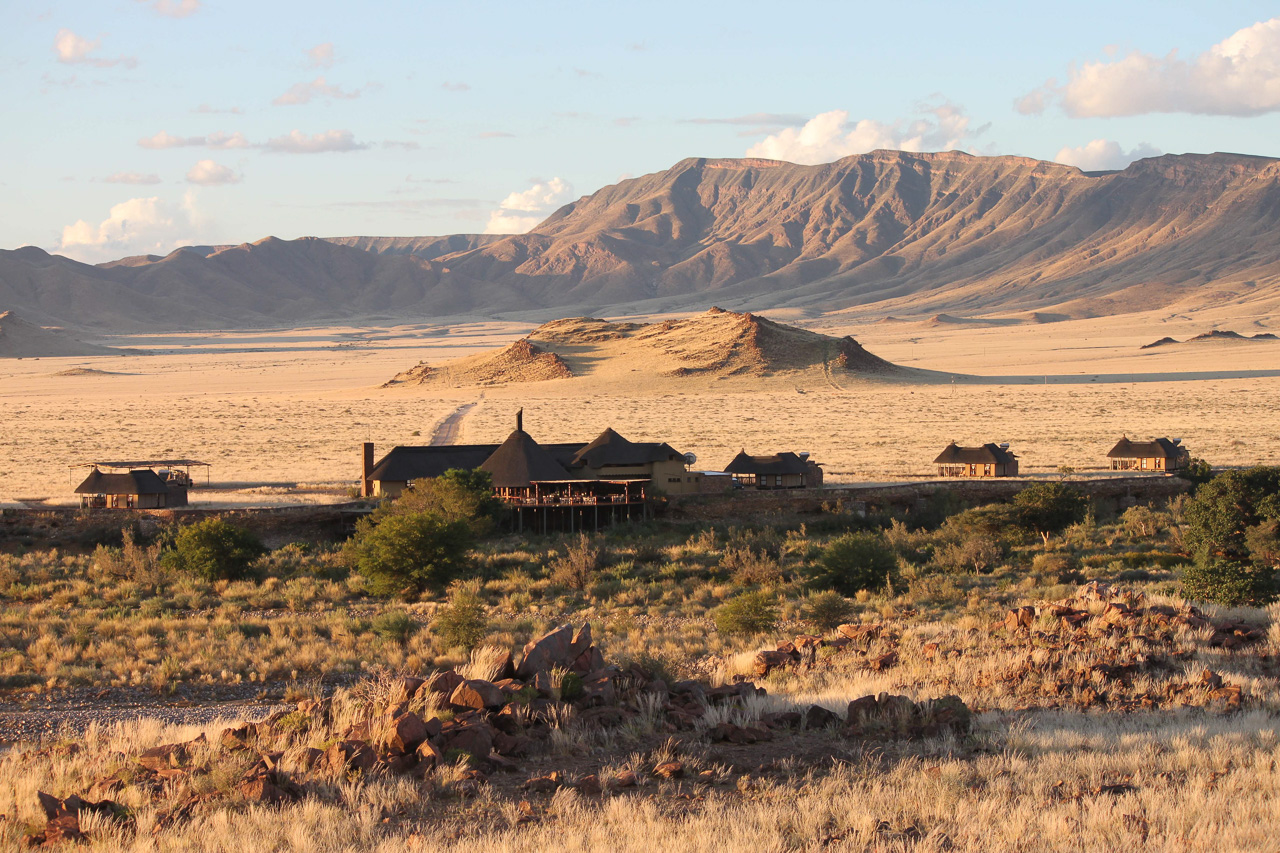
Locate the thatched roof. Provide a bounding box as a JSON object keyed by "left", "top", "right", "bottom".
{"left": 74, "top": 468, "right": 170, "bottom": 495}
{"left": 479, "top": 430, "right": 575, "bottom": 488}
{"left": 571, "top": 428, "right": 683, "bottom": 468}
{"left": 933, "top": 442, "right": 1017, "bottom": 465}
{"left": 723, "top": 450, "right": 811, "bottom": 476}
{"left": 369, "top": 442, "right": 582, "bottom": 483}
{"left": 1107, "top": 437, "right": 1185, "bottom": 459}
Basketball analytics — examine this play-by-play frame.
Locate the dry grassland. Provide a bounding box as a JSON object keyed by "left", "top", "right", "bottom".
{"left": 3, "top": 308, "right": 1279, "bottom": 505}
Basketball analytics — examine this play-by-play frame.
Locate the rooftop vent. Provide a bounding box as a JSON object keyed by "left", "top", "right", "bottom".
{"left": 999, "top": 442, "right": 1011, "bottom": 449}
{"left": 798, "top": 451, "right": 811, "bottom": 460}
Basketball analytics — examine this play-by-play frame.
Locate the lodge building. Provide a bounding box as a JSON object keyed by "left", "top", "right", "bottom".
{"left": 1106, "top": 436, "right": 1189, "bottom": 473}
{"left": 933, "top": 442, "right": 1019, "bottom": 478}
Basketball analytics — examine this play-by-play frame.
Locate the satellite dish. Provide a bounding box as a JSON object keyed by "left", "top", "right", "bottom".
{"left": 683, "top": 452, "right": 697, "bottom": 466}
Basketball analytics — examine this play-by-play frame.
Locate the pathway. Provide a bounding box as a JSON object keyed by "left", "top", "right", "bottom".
{"left": 429, "top": 402, "right": 476, "bottom": 446}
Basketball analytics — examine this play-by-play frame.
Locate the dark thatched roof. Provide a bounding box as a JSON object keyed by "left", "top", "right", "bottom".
{"left": 571, "top": 428, "right": 683, "bottom": 468}
{"left": 723, "top": 451, "right": 811, "bottom": 476}
{"left": 369, "top": 443, "right": 582, "bottom": 483}
{"left": 74, "top": 468, "right": 170, "bottom": 495}
{"left": 479, "top": 430, "right": 575, "bottom": 488}
{"left": 933, "top": 443, "right": 1018, "bottom": 465}
{"left": 1107, "top": 437, "right": 1185, "bottom": 459}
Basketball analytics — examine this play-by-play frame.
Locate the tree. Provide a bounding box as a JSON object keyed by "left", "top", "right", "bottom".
{"left": 1012, "top": 483, "right": 1088, "bottom": 546}
{"left": 346, "top": 511, "right": 473, "bottom": 597}
{"left": 377, "top": 468, "right": 505, "bottom": 537}
{"left": 1182, "top": 467, "right": 1280, "bottom": 560}
{"left": 1182, "top": 556, "right": 1278, "bottom": 607}
{"left": 805, "top": 532, "right": 897, "bottom": 596}
{"left": 161, "top": 518, "right": 264, "bottom": 581}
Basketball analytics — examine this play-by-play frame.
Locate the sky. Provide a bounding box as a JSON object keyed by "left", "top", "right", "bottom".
{"left": 4, "top": 0, "right": 1280, "bottom": 262}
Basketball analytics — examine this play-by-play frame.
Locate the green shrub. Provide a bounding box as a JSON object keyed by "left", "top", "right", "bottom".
{"left": 713, "top": 589, "right": 778, "bottom": 636}
{"left": 806, "top": 532, "right": 897, "bottom": 595}
{"left": 549, "top": 534, "right": 603, "bottom": 590}
{"left": 1012, "top": 483, "right": 1089, "bottom": 546}
{"left": 372, "top": 609, "right": 415, "bottom": 642}
{"left": 376, "top": 468, "right": 505, "bottom": 537}
{"left": 161, "top": 518, "right": 264, "bottom": 581}
{"left": 721, "top": 547, "right": 783, "bottom": 586}
{"left": 345, "top": 511, "right": 473, "bottom": 597}
{"left": 801, "top": 590, "right": 855, "bottom": 631}
{"left": 1181, "top": 557, "right": 1279, "bottom": 607}
{"left": 431, "top": 579, "right": 488, "bottom": 650}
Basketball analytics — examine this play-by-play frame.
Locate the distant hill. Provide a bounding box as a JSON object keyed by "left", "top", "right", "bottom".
{"left": 384, "top": 307, "right": 911, "bottom": 387}
{"left": 0, "top": 311, "right": 124, "bottom": 358}
{"left": 6, "top": 150, "right": 1280, "bottom": 330}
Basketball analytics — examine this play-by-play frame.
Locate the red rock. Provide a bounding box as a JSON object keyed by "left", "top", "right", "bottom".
{"left": 415, "top": 740, "right": 443, "bottom": 772}
{"left": 868, "top": 651, "right": 898, "bottom": 671}
{"left": 568, "top": 623, "right": 593, "bottom": 662}
{"left": 386, "top": 712, "right": 430, "bottom": 753}
{"left": 237, "top": 774, "right": 293, "bottom": 806}
{"left": 517, "top": 625, "right": 575, "bottom": 679}
{"left": 753, "top": 650, "right": 794, "bottom": 678}
{"left": 439, "top": 723, "right": 494, "bottom": 761}
{"left": 607, "top": 770, "right": 639, "bottom": 789}
{"left": 137, "top": 743, "right": 189, "bottom": 771}
{"left": 576, "top": 774, "right": 603, "bottom": 795}
{"left": 449, "top": 679, "right": 507, "bottom": 711}
{"left": 326, "top": 740, "right": 376, "bottom": 774}
{"left": 653, "top": 761, "right": 684, "bottom": 779}
{"left": 426, "top": 669, "right": 464, "bottom": 696}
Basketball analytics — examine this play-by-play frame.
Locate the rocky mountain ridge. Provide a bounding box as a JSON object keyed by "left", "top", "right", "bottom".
{"left": 4, "top": 150, "right": 1280, "bottom": 330}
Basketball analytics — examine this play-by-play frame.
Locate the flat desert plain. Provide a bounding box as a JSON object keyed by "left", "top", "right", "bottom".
{"left": 2, "top": 308, "right": 1279, "bottom": 506}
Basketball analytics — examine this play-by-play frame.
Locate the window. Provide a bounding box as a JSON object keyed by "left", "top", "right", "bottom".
{"left": 775, "top": 475, "right": 782, "bottom": 486}
{"left": 1140, "top": 458, "right": 1148, "bottom": 469}
{"left": 984, "top": 464, "right": 992, "bottom": 476}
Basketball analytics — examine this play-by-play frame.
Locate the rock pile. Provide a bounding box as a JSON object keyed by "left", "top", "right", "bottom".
{"left": 25, "top": 622, "right": 973, "bottom": 844}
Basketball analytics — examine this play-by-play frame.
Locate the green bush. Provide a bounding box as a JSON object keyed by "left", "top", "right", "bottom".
{"left": 345, "top": 511, "right": 473, "bottom": 597}
{"left": 1181, "top": 557, "right": 1279, "bottom": 607}
{"left": 549, "top": 534, "right": 603, "bottom": 590}
{"left": 372, "top": 609, "right": 415, "bottom": 643}
{"left": 161, "top": 518, "right": 264, "bottom": 581}
{"left": 431, "top": 579, "right": 488, "bottom": 650}
{"left": 801, "top": 590, "right": 855, "bottom": 631}
{"left": 713, "top": 589, "right": 778, "bottom": 636}
{"left": 377, "top": 468, "right": 505, "bottom": 537}
{"left": 806, "top": 532, "right": 897, "bottom": 595}
{"left": 1012, "top": 483, "right": 1088, "bottom": 545}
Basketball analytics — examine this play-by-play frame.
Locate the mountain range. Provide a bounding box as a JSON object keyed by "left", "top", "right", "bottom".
{"left": 4, "top": 149, "right": 1280, "bottom": 331}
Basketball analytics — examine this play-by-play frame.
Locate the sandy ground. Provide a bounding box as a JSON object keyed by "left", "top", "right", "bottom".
{"left": 2, "top": 308, "right": 1279, "bottom": 504}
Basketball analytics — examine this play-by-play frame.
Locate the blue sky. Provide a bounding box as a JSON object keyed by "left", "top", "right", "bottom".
{"left": 3, "top": 0, "right": 1279, "bottom": 261}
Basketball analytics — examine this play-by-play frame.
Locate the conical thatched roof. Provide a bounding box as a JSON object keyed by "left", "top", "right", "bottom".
{"left": 572, "top": 428, "right": 682, "bottom": 468}
{"left": 479, "top": 430, "right": 574, "bottom": 488}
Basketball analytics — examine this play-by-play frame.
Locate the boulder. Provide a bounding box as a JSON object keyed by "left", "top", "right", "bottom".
{"left": 450, "top": 679, "right": 507, "bottom": 711}
{"left": 804, "top": 704, "right": 843, "bottom": 729}
{"left": 568, "top": 623, "right": 593, "bottom": 661}
{"left": 439, "top": 722, "right": 494, "bottom": 761}
{"left": 386, "top": 712, "right": 430, "bottom": 753}
{"left": 517, "top": 625, "right": 575, "bottom": 678}
{"left": 753, "top": 650, "right": 794, "bottom": 678}
{"left": 426, "top": 669, "right": 465, "bottom": 696}
{"left": 325, "top": 740, "right": 376, "bottom": 774}
{"left": 653, "top": 761, "right": 684, "bottom": 779}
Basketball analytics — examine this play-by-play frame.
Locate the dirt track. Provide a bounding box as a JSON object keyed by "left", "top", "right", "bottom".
{"left": 430, "top": 401, "right": 476, "bottom": 445}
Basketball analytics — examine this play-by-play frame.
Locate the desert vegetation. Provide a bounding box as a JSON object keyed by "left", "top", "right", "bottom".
{"left": 3, "top": 467, "right": 1280, "bottom": 847}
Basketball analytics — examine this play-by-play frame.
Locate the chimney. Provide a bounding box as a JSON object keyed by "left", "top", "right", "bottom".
{"left": 516, "top": 407, "right": 524, "bottom": 433}
{"left": 361, "top": 442, "right": 374, "bottom": 497}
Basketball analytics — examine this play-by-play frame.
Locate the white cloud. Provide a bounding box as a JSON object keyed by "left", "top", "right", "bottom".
{"left": 138, "top": 130, "right": 204, "bottom": 148}
{"left": 1054, "top": 139, "right": 1163, "bottom": 172}
{"left": 273, "top": 76, "right": 361, "bottom": 105}
{"left": 137, "top": 0, "right": 201, "bottom": 17}
{"left": 442, "top": 81, "right": 470, "bottom": 92}
{"left": 138, "top": 130, "right": 248, "bottom": 149}
{"left": 56, "top": 192, "right": 208, "bottom": 262}
{"left": 1021, "top": 17, "right": 1280, "bottom": 117}
{"left": 54, "top": 29, "right": 136, "bottom": 68}
{"left": 261, "top": 129, "right": 369, "bottom": 153}
{"left": 484, "top": 178, "right": 573, "bottom": 234}
{"left": 744, "top": 103, "right": 978, "bottom": 165}
{"left": 194, "top": 103, "right": 242, "bottom": 115}
{"left": 104, "top": 171, "right": 161, "bottom": 184}
{"left": 206, "top": 131, "right": 250, "bottom": 149}
{"left": 307, "top": 43, "right": 335, "bottom": 68}
{"left": 186, "top": 159, "right": 239, "bottom": 185}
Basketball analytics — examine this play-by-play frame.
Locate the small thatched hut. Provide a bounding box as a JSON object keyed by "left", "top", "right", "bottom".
{"left": 1106, "top": 436, "right": 1189, "bottom": 472}
{"left": 933, "top": 442, "right": 1019, "bottom": 478}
